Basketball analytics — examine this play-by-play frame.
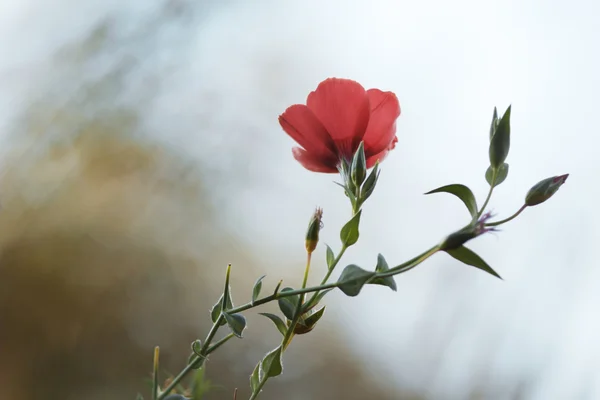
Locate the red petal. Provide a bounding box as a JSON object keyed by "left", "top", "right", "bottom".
{"left": 306, "top": 78, "right": 370, "bottom": 159}
{"left": 363, "top": 89, "right": 401, "bottom": 156}
{"left": 365, "top": 136, "right": 398, "bottom": 168}
{"left": 279, "top": 104, "right": 338, "bottom": 160}
{"left": 292, "top": 147, "right": 339, "bottom": 173}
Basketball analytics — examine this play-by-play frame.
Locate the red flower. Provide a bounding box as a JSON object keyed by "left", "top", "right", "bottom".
{"left": 279, "top": 78, "right": 401, "bottom": 173}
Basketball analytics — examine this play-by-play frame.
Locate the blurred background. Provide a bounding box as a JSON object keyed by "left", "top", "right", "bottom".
{"left": 0, "top": 0, "right": 596, "bottom": 399}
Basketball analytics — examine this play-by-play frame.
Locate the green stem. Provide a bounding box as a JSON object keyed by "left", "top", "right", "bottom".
{"left": 478, "top": 169, "right": 497, "bottom": 218}
{"left": 485, "top": 204, "right": 527, "bottom": 227}
{"left": 249, "top": 374, "right": 269, "bottom": 400}
{"left": 157, "top": 315, "right": 224, "bottom": 400}
{"left": 305, "top": 244, "right": 348, "bottom": 309}
{"left": 379, "top": 245, "right": 440, "bottom": 277}
{"left": 152, "top": 347, "right": 160, "bottom": 400}
{"left": 227, "top": 282, "right": 339, "bottom": 315}
{"left": 302, "top": 252, "right": 312, "bottom": 290}
{"left": 206, "top": 332, "right": 235, "bottom": 355}
{"left": 250, "top": 253, "right": 314, "bottom": 400}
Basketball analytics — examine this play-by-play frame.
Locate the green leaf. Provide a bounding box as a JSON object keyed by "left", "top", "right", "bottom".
{"left": 334, "top": 181, "right": 358, "bottom": 211}
{"left": 425, "top": 184, "right": 478, "bottom": 219}
{"left": 446, "top": 246, "right": 502, "bottom": 279}
{"left": 369, "top": 254, "right": 397, "bottom": 291}
{"left": 489, "top": 105, "right": 511, "bottom": 168}
{"left": 489, "top": 106, "right": 498, "bottom": 140}
{"left": 221, "top": 264, "right": 233, "bottom": 311}
{"left": 303, "top": 306, "right": 326, "bottom": 327}
{"left": 188, "top": 339, "right": 206, "bottom": 369}
{"left": 303, "top": 288, "right": 333, "bottom": 312}
{"left": 361, "top": 162, "right": 380, "bottom": 202}
{"left": 294, "top": 306, "right": 326, "bottom": 335}
{"left": 223, "top": 312, "right": 247, "bottom": 338}
{"left": 259, "top": 313, "right": 287, "bottom": 336}
{"left": 210, "top": 294, "right": 231, "bottom": 326}
{"left": 337, "top": 264, "right": 375, "bottom": 297}
{"left": 249, "top": 362, "right": 260, "bottom": 393}
{"left": 485, "top": 163, "right": 509, "bottom": 187}
{"left": 277, "top": 287, "right": 300, "bottom": 320}
{"left": 260, "top": 346, "right": 283, "bottom": 378}
{"left": 251, "top": 275, "right": 266, "bottom": 305}
{"left": 351, "top": 141, "right": 367, "bottom": 187}
{"left": 325, "top": 245, "right": 335, "bottom": 270}
{"left": 191, "top": 339, "right": 203, "bottom": 356}
{"left": 340, "top": 210, "right": 362, "bottom": 247}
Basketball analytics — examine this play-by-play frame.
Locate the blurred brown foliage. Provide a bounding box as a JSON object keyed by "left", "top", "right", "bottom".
{"left": 0, "top": 10, "right": 420, "bottom": 400}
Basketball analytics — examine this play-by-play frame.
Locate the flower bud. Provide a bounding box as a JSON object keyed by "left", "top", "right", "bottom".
{"left": 350, "top": 142, "right": 367, "bottom": 188}
{"left": 305, "top": 208, "right": 323, "bottom": 253}
{"left": 525, "top": 174, "right": 569, "bottom": 206}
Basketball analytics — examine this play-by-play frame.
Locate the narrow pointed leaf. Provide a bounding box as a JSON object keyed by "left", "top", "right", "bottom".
{"left": 223, "top": 312, "right": 247, "bottom": 338}
{"left": 303, "top": 288, "right": 333, "bottom": 312}
{"left": 259, "top": 313, "right": 287, "bottom": 336}
{"left": 340, "top": 210, "right": 362, "bottom": 247}
{"left": 369, "top": 253, "right": 397, "bottom": 291}
{"left": 251, "top": 275, "right": 266, "bottom": 305}
{"left": 325, "top": 245, "right": 335, "bottom": 270}
{"left": 425, "top": 184, "right": 478, "bottom": 219}
{"left": 296, "top": 306, "right": 326, "bottom": 335}
{"left": 446, "top": 246, "right": 502, "bottom": 279}
{"left": 337, "top": 264, "right": 375, "bottom": 297}
{"left": 489, "top": 106, "right": 499, "bottom": 140}
{"left": 221, "top": 263, "right": 233, "bottom": 311}
{"left": 361, "top": 162, "right": 380, "bottom": 202}
{"left": 489, "top": 105, "right": 511, "bottom": 168}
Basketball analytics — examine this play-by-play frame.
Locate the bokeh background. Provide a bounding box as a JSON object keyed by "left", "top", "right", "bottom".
{"left": 0, "top": 0, "right": 596, "bottom": 399}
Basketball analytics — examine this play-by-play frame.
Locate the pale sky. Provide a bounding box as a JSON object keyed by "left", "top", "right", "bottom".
{"left": 1, "top": 0, "right": 598, "bottom": 399}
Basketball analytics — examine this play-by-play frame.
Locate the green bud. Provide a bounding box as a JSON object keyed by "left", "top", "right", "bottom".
{"left": 525, "top": 174, "right": 569, "bottom": 206}
{"left": 489, "top": 105, "right": 511, "bottom": 168}
{"left": 305, "top": 207, "right": 323, "bottom": 253}
{"left": 350, "top": 142, "right": 367, "bottom": 188}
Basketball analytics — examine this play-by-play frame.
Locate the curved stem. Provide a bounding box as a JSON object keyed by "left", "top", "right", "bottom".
{"left": 486, "top": 204, "right": 527, "bottom": 227}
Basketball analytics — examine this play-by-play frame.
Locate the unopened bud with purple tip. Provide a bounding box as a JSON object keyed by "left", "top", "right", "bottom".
{"left": 525, "top": 174, "right": 569, "bottom": 206}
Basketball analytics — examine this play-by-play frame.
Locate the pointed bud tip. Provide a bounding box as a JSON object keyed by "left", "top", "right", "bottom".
{"left": 305, "top": 207, "right": 324, "bottom": 253}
